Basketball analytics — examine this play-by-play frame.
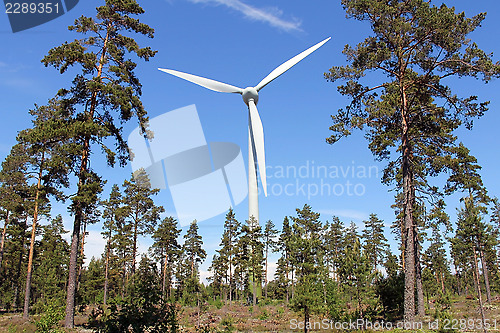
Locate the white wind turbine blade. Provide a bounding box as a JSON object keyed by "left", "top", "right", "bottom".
{"left": 255, "top": 37, "right": 331, "bottom": 92}
{"left": 158, "top": 68, "right": 243, "bottom": 94}
{"left": 248, "top": 99, "right": 267, "bottom": 197}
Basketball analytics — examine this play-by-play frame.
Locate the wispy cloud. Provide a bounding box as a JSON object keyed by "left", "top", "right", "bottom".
{"left": 186, "top": 0, "right": 302, "bottom": 32}
{"left": 0, "top": 60, "right": 28, "bottom": 73}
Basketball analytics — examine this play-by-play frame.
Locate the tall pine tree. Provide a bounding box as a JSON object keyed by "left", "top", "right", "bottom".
{"left": 326, "top": 0, "right": 500, "bottom": 320}
{"left": 41, "top": 0, "right": 156, "bottom": 327}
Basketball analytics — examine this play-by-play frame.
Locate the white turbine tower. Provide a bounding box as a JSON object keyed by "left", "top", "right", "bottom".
{"left": 159, "top": 37, "right": 330, "bottom": 225}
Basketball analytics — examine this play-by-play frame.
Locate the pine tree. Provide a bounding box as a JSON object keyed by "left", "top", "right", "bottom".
{"left": 326, "top": 0, "right": 500, "bottom": 321}
{"left": 277, "top": 216, "right": 293, "bottom": 302}
{"left": 122, "top": 169, "right": 164, "bottom": 275}
{"left": 0, "top": 143, "right": 29, "bottom": 271}
{"left": 41, "top": 0, "right": 156, "bottom": 326}
{"left": 262, "top": 219, "right": 278, "bottom": 299}
{"left": 150, "top": 216, "right": 181, "bottom": 298}
{"left": 340, "top": 222, "right": 375, "bottom": 320}
{"left": 233, "top": 224, "right": 251, "bottom": 302}
{"left": 19, "top": 100, "right": 73, "bottom": 318}
{"left": 323, "top": 217, "right": 344, "bottom": 284}
{"left": 208, "top": 253, "right": 226, "bottom": 301}
{"left": 241, "top": 216, "right": 263, "bottom": 305}
{"left": 1, "top": 214, "right": 29, "bottom": 310}
{"left": 361, "top": 214, "right": 388, "bottom": 275}
{"left": 31, "top": 215, "right": 69, "bottom": 312}
{"left": 79, "top": 258, "right": 105, "bottom": 305}
{"left": 183, "top": 220, "right": 207, "bottom": 279}
{"left": 101, "top": 184, "right": 128, "bottom": 304}
{"left": 289, "top": 204, "right": 325, "bottom": 333}
{"left": 216, "top": 208, "right": 240, "bottom": 302}
{"left": 178, "top": 220, "right": 206, "bottom": 305}
{"left": 451, "top": 194, "right": 489, "bottom": 331}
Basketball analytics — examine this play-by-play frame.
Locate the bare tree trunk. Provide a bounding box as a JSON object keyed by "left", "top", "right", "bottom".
{"left": 0, "top": 211, "right": 9, "bottom": 269}
{"left": 122, "top": 255, "right": 127, "bottom": 298}
{"left": 441, "top": 272, "right": 445, "bottom": 294}
{"left": 64, "top": 196, "right": 84, "bottom": 327}
{"left": 252, "top": 270, "right": 257, "bottom": 306}
{"left": 304, "top": 305, "right": 309, "bottom": 333}
{"left": 401, "top": 86, "right": 416, "bottom": 322}
{"left": 23, "top": 160, "right": 44, "bottom": 319}
{"left": 12, "top": 246, "right": 24, "bottom": 310}
{"left": 132, "top": 214, "right": 138, "bottom": 276}
{"left": 415, "top": 235, "right": 425, "bottom": 317}
{"left": 472, "top": 248, "right": 487, "bottom": 333}
{"left": 264, "top": 246, "right": 268, "bottom": 299}
{"left": 103, "top": 238, "right": 111, "bottom": 306}
{"left": 229, "top": 253, "right": 232, "bottom": 303}
{"left": 77, "top": 221, "right": 87, "bottom": 290}
{"left": 480, "top": 250, "right": 492, "bottom": 303}
{"left": 12, "top": 216, "right": 27, "bottom": 310}
{"left": 162, "top": 250, "right": 168, "bottom": 296}
{"left": 285, "top": 253, "right": 289, "bottom": 304}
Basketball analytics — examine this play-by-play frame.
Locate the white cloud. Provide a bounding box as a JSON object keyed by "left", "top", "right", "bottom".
{"left": 186, "top": 0, "right": 302, "bottom": 32}
{"left": 199, "top": 269, "right": 212, "bottom": 285}
{"left": 266, "top": 260, "right": 278, "bottom": 281}
{"left": 82, "top": 230, "right": 107, "bottom": 262}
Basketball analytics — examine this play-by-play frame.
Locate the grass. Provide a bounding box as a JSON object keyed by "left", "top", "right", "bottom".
{"left": 2, "top": 296, "right": 500, "bottom": 332}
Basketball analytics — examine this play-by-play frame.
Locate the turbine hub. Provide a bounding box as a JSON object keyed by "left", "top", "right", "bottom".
{"left": 242, "top": 87, "right": 259, "bottom": 105}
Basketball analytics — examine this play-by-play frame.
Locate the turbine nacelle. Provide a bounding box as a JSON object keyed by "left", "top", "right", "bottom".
{"left": 242, "top": 87, "right": 259, "bottom": 106}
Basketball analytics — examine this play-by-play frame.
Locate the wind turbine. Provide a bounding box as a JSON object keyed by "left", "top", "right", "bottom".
{"left": 159, "top": 37, "right": 330, "bottom": 226}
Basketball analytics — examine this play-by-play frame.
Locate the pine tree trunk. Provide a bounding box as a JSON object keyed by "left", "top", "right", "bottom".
{"left": 401, "top": 86, "right": 416, "bottom": 323}
{"left": 103, "top": 238, "right": 110, "bottom": 306}
{"left": 162, "top": 250, "right": 168, "bottom": 296}
{"left": 285, "top": 252, "right": 289, "bottom": 303}
{"left": 12, "top": 244, "right": 24, "bottom": 310}
{"left": 132, "top": 214, "right": 138, "bottom": 276}
{"left": 77, "top": 221, "right": 87, "bottom": 289}
{"left": 304, "top": 305, "right": 309, "bottom": 333}
{"left": 122, "top": 250, "right": 127, "bottom": 298}
{"left": 23, "top": 161, "right": 43, "bottom": 319}
{"left": 480, "top": 250, "right": 492, "bottom": 303}
{"left": 0, "top": 211, "right": 9, "bottom": 270}
{"left": 264, "top": 246, "right": 268, "bottom": 299}
{"left": 252, "top": 269, "right": 257, "bottom": 306}
{"left": 64, "top": 25, "right": 109, "bottom": 328}
{"left": 64, "top": 187, "right": 84, "bottom": 327}
{"left": 229, "top": 252, "right": 232, "bottom": 303}
{"left": 415, "top": 236, "right": 425, "bottom": 317}
{"left": 12, "top": 217, "right": 26, "bottom": 311}
{"left": 472, "top": 248, "right": 487, "bottom": 333}
{"left": 441, "top": 272, "right": 445, "bottom": 293}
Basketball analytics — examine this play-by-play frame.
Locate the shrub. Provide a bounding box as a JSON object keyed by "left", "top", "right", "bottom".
{"left": 34, "top": 301, "right": 64, "bottom": 333}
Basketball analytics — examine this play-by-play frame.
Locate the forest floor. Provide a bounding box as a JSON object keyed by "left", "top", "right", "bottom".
{"left": 2, "top": 296, "right": 500, "bottom": 332}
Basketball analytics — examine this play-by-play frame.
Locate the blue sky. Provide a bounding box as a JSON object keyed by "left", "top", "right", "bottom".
{"left": 1, "top": 0, "right": 500, "bottom": 282}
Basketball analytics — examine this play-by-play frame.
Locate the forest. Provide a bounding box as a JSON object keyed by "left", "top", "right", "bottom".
{"left": 1, "top": 0, "right": 500, "bottom": 332}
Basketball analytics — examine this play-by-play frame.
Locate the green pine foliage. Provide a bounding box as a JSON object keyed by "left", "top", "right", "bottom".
{"left": 326, "top": 0, "right": 500, "bottom": 320}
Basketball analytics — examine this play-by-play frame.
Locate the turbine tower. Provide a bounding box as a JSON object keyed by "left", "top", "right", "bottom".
{"left": 159, "top": 37, "right": 330, "bottom": 225}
